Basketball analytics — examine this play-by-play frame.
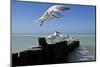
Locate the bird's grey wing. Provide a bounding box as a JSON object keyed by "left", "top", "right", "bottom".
{"left": 42, "top": 11, "right": 52, "bottom": 20}
{"left": 50, "top": 11, "right": 64, "bottom": 18}
{"left": 53, "top": 5, "right": 70, "bottom": 11}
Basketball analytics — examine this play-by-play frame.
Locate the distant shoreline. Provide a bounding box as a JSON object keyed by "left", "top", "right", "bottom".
{"left": 12, "top": 34, "right": 95, "bottom": 37}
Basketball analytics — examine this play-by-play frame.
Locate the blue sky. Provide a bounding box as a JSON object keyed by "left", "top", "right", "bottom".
{"left": 12, "top": 0, "right": 96, "bottom": 35}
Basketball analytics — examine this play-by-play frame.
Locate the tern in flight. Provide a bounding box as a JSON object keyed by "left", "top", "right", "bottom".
{"left": 35, "top": 5, "right": 70, "bottom": 26}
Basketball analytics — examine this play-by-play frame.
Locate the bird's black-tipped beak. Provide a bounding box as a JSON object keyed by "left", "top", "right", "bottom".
{"left": 62, "top": 7, "right": 70, "bottom": 11}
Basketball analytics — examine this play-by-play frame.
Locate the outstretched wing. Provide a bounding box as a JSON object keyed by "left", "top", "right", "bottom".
{"left": 47, "top": 5, "right": 70, "bottom": 18}
{"left": 50, "top": 5, "right": 70, "bottom": 11}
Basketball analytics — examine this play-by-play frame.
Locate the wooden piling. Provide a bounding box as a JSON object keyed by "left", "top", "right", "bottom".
{"left": 12, "top": 37, "right": 80, "bottom": 66}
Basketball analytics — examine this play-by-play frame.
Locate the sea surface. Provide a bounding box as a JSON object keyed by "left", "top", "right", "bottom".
{"left": 12, "top": 34, "right": 96, "bottom": 62}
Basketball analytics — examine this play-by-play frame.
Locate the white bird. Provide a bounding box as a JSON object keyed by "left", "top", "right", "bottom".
{"left": 35, "top": 5, "right": 70, "bottom": 26}
{"left": 46, "top": 31, "right": 58, "bottom": 39}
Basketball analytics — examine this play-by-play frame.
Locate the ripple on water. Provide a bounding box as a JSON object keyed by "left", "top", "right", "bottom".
{"left": 67, "top": 46, "right": 95, "bottom": 62}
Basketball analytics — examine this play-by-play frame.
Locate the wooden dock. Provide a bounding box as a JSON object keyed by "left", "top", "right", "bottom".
{"left": 12, "top": 37, "right": 79, "bottom": 66}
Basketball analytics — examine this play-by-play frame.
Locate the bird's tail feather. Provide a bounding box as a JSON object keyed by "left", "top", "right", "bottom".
{"left": 34, "top": 18, "right": 42, "bottom": 23}
{"left": 34, "top": 18, "right": 44, "bottom": 27}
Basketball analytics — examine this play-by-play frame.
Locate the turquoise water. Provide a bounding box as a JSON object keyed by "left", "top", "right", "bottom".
{"left": 67, "top": 35, "right": 96, "bottom": 62}
{"left": 12, "top": 34, "right": 96, "bottom": 62}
